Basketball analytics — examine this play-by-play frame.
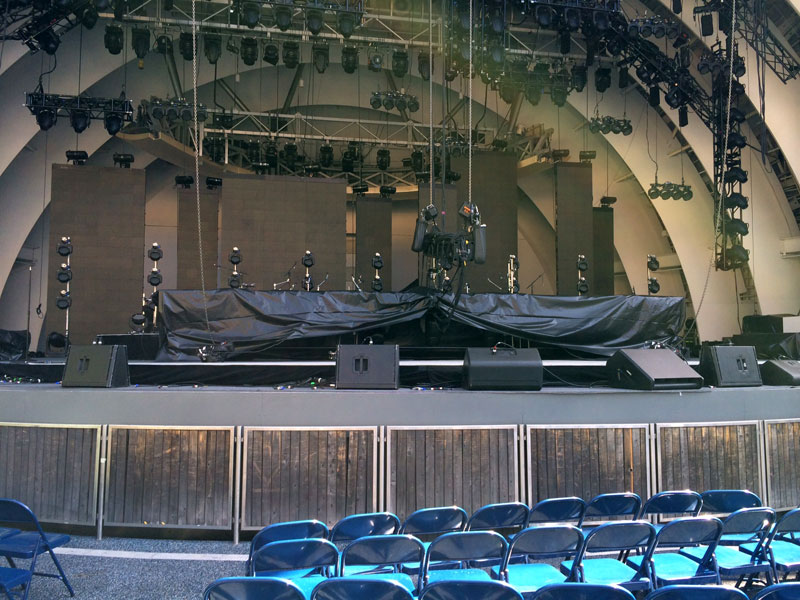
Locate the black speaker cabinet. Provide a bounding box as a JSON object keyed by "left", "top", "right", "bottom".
{"left": 697, "top": 345, "right": 762, "bottom": 388}
{"left": 463, "top": 347, "right": 543, "bottom": 391}
{"left": 760, "top": 359, "right": 800, "bottom": 386}
{"left": 62, "top": 344, "right": 130, "bottom": 388}
{"left": 336, "top": 345, "right": 399, "bottom": 390}
{"left": 606, "top": 349, "right": 703, "bottom": 391}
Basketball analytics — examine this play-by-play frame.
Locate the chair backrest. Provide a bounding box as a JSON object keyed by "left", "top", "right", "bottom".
{"left": 312, "top": 577, "right": 415, "bottom": 600}
{"left": 638, "top": 491, "right": 702, "bottom": 520}
{"left": 721, "top": 507, "right": 775, "bottom": 538}
{"left": 531, "top": 583, "right": 635, "bottom": 600}
{"left": 399, "top": 506, "right": 468, "bottom": 537}
{"left": 584, "top": 493, "right": 642, "bottom": 521}
{"left": 581, "top": 520, "right": 656, "bottom": 555}
{"left": 329, "top": 512, "right": 400, "bottom": 543}
{"left": 754, "top": 582, "right": 800, "bottom": 600}
{"left": 645, "top": 585, "right": 749, "bottom": 600}
{"left": 0, "top": 499, "right": 42, "bottom": 530}
{"left": 250, "top": 520, "right": 329, "bottom": 557}
{"left": 700, "top": 489, "right": 762, "bottom": 514}
{"left": 341, "top": 535, "right": 425, "bottom": 575}
{"left": 502, "top": 525, "right": 583, "bottom": 573}
{"left": 466, "top": 502, "right": 529, "bottom": 533}
{"left": 646, "top": 517, "right": 723, "bottom": 568}
{"left": 252, "top": 538, "right": 340, "bottom": 575}
{"left": 774, "top": 508, "right": 800, "bottom": 538}
{"left": 203, "top": 577, "right": 306, "bottom": 600}
{"left": 527, "top": 497, "right": 587, "bottom": 527}
{"left": 420, "top": 580, "right": 523, "bottom": 600}
{"left": 425, "top": 531, "right": 507, "bottom": 568}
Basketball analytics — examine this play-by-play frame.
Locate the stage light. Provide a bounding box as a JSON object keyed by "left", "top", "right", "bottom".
{"left": 728, "top": 131, "right": 747, "bottom": 149}
{"left": 551, "top": 78, "right": 568, "bottom": 107}
{"left": 306, "top": 6, "right": 325, "bottom": 35}
{"left": 166, "top": 101, "right": 179, "bottom": 120}
{"left": 725, "top": 192, "right": 748, "bottom": 210}
{"left": 621, "top": 119, "right": 633, "bottom": 136}
{"left": 229, "top": 272, "right": 242, "bottom": 288}
{"left": 56, "top": 290, "right": 72, "bottom": 310}
{"left": 175, "top": 175, "right": 194, "bottom": 188}
{"left": 57, "top": 263, "right": 72, "bottom": 283}
{"left": 395, "top": 94, "right": 407, "bottom": 111}
{"left": 283, "top": 41, "right": 299, "bottom": 68}
{"left": 229, "top": 246, "right": 242, "bottom": 265}
{"left": 599, "top": 117, "right": 612, "bottom": 135}
{"left": 147, "top": 268, "right": 163, "bottom": 287}
{"left": 35, "top": 108, "right": 57, "bottom": 131}
{"left": 148, "top": 243, "right": 163, "bottom": 262}
{"left": 600, "top": 196, "right": 617, "bottom": 207}
{"left": 283, "top": 142, "right": 298, "bottom": 170}
{"left": 535, "top": 5, "right": 552, "bottom": 28}
{"left": 370, "top": 91, "right": 382, "bottom": 109}
{"left": 104, "top": 112, "right": 123, "bottom": 135}
{"left": 628, "top": 21, "right": 639, "bottom": 37}
{"left": 263, "top": 42, "right": 279, "bottom": 65}
{"left": 312, "top": 43, "right": 329, "bottom": 73}
{"left": 341, "top": 45, "right": 358, "bottom": 73}
{"left": 341, "top": 149, "right": 355, "bottom": 172}
{"left": 265, "top": 142, "right": 278, "bottom": 168}
{"left": 666, "top": 22, "right": 680, "bottom": 40}
{"left": 131, "top": 28, "right": 149, "bottom": 68}
{"left": 727, "top": 244, "right": 749, "bottom": 265}
{"left": 392, "top": 49, "right": 408, "bottom": 78}
{"left": 407, "top": 95, "right": 419, "bottom": 112}
{"left": 379, "top": 186, "right": 396, "bottom": 198}
{"left": 672, "top": 0, "right": 682, "bottom": 13}
{"left": 648, "top": 86, "right": 660, "bottom": 107}
{"left": 204, "top": 33, "right": 221, "bottom": 64}
{"left": 240, "top": 37, "right": 258, "bottom": 66}
{"left": 113, "top": 153, "right": 133, "bottom": 168}
{"left": 526, "top": 85, "right": 542, "bottom": 106}
{"left": 572, "top": 65, "right": 587, "bottom": 92}
{"left": 337, "top": 11, "right": 358, "bottom": 38}
{"left": 34, "top": 29, "right": 60, "bottom": 55}
{"left": 640, "top": 19, "right": 653, "bottom": 37}
{"left": 411, "top": 150, "right": 424, "bottom": 172}
{"left": 726, "top": 217, "right": 749, "bottom": 237}
{"left": 241, "top": 1, "right": 260, "bottom": 28}
{"left": 302, "top": 250, "right": 315, "bottom": 268}
{"left": 648, "top": 183, "right": 660, "bottom": 199}
{"left": 729, "top": 107, "right": 746, "bottom": 124}
{"left": 660, "top": 182, "right": 673, "bottom": 199}
{"left": 652, "top": 19, "right": 666, "bottom": 39}
{"left": 69, "top": 109, "right": 90, "bottom": 133}
{"left": 351, "top": 182, "right": 369, "bottom": 195}
{"left": 577, "top": 277, "right": 589, "bottom": 295}
{"left": 725, "top": 166, "right": 748, "bottom": 184}
{"left": 682, "top": 185, "right": 693, "bottom": 200}
{"left": 113, "top": 0, "right": 127, "bottom": 20}
{"left": 274, "top": 4, "right": 293, "bottom": 31}
{"left": 579, "top": 150, "right": 596, "bottom": 163}
{"left": 665, "top": 85, "right": 685, "bottom": 109}
{"left": 178, "top": 32, "right": 193, "bottom": 60}
{"left": 565, "top": 7, "right": 580, "bottom": 31}
{"left": 648, "top": 277, "right": 660, "bottom": 294}
{"left": 595, "top": 67, "right": 611, "bottom": 93}
{"left": 104, "top": 24, "right": 124, "bottom": 55}
{"left": 679, "top": 105, "right": 689, "bottom": 127}
{"left": 588, "top": 118, "right": 599, "bottom": 134}
{"left": 377, "top": 148, "right": 390, "bottom": 170}
{"left": 368, "top": 50, "right": 382, "bottom": 72}
{"left": 647, "top": 255, "right": 660, "bottom": 272}
{"left": 81, "top": 5, "right": 99, "bottom": 29}
{"left": 206, "top": 177, "right": 222, "bottom": 189}
{"left": 594, "top": 10, "right": 609, "bottom": 31}
{"left": 559, "top": 30, "right": 571, "bottom": 55}
{"left": 383, "top": 92, "right": 395, "bottom": 110}
{"left": 576, "top": 255, "right": 588, "bottom": 272}
{"left": 57, "top": 236, "right": 73, "bottom": 257}
{"left": 418, "top": 52, "right": 431, "bottom": 81}
{"left": 319, "top": 144, "right": 333, "bottom": 167}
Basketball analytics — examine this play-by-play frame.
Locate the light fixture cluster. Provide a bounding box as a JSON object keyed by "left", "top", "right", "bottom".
{"left": 647, "top": 180, "right": 694, "bottom": 201}
{"left": 627, "top": 16, "right": 683, "bottom": 43}
{"left": 25, "top": 90, "right": 133, "bottom": 135}
{"left": 588, "top": 115, "right": 632, "bottom": 136}
{"left": 369, "top": 91, "right": 420, "bottom": 113}
{"left": 148, "top": 98, "right": 208, "bottom": 123}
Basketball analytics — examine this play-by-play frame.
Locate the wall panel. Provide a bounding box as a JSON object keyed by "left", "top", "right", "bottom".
{"left": 177, "top": 187, "right": 220, "bottom": 290}
{"left": 765, "top": 419, "right": 800, "bottom": 509}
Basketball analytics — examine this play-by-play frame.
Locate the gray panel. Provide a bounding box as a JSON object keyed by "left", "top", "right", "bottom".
{"left": 356, "top": 197, "right": 392, "bottom": 291}
{"left": 592, "top": 207, "right": 615, "bottom": 296}
{"left": 555, "top": 163, "right": 593, "bottom": 296}
{"left": 177, "top": 188, "right": 220, "bottom": 290}
{"left": 765, "top": 420, "right": 800, "bottom": 509}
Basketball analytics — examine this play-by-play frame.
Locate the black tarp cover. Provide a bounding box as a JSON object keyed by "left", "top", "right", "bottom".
{"left": 158, "top": 289, "right": 684, "bottom": 360}
{"left": 0, "top": 329, "right": 29, "bottom": 361}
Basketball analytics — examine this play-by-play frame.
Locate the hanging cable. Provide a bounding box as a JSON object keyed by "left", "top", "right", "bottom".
{"left": 468, "top": 0, "right": 472, "bottom": 209}
{"left": 428, "top": 0, "right": 434, "bottom": 210}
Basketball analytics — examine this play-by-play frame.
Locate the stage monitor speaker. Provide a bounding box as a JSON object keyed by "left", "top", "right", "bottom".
{"left": 761, "top": 359, "right": 800, "bottom": 386}
{"left": 336, "top": 344, "right": 399, "bottom": 389}
{"left": 697, "top": 345, "right": 762, "bottom": 388}
{"left": 606, "top": 349, "right": 703, "bottom": 391}
{"left": 463, "top": 347, "right": 543, "bottom": 391}
{"left": 62, "top": 344, "right": 130, "bottom": 388}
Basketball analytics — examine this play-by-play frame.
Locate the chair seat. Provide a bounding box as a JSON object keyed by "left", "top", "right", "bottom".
{"left": 681, "top": 545, "right": 770, "bottom": 574}
{"left": 561, "top": 558, "right": 649, "bottom": 590}
{"left": 279, "top": 575, "right": 327, "bottom": 600}
{"left": 426, "top": 568, "right": 492, "bottom": 585}
{"left": 0, "top": 532, "right": 70, "bottom": 558}
{"left": 495, "top": 563, "right": 567, "bottom": 593}
{"left": 0, "top": 565, "right": 31, "bottom": 591}
{"left": 342, "top": 572, "right": 416, "bottom": 594}
{"left": 0, "top": 529, "right": 18, "bottom": 541}
{"left": 628, "top": 552, "right": 718, "bottom": 585}
{"left": 720, "top": 533, "right": 759, "bottom": 545}
{"left": 763, "top": 540, "right": 800, "bottom": 571}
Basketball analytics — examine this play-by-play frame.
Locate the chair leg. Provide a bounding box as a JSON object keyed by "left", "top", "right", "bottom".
{"left": 46, "top": 549, "right": 74, "bottom": 597}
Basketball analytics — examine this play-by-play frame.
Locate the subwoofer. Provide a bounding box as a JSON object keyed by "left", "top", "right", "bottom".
{"left": 606, "top": 349, "right": 703, "bottom": 391}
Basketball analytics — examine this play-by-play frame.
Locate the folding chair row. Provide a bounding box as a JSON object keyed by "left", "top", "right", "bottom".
{"left": 740, "top": 507, "right": 800, "bottom": 584}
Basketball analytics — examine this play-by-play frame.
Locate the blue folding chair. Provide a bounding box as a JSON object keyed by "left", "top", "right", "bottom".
{"left": 329, "top": 513, "right": 400, "bottom": 545}
{"left": 531, "top": 583, "right": 635, "bottom": 600}
{"left": 644, "top": 584, "right": 748, "bottom": 600}
{"left": 203, "top": 577, "right": 306, "bottom": 600}
{"left": 340, "top": 535, "right": 424, "bottom": 595}
{"left": 561, "top": 520, "right": 655, "bottom": 592}
{"left": 422, "top": 531, "right": 508, "bottom": 587}
{"left": 742, "top": 508, "right": 800, "bottom": 583}
{"left": 754, "top": 582, "right": 800, "bottom": 599}
{"left": 0, "top": 565, "right": 31, "bottom": 600}
{"left": 527, "top": 498, "right": 586, "bottom": 528}
{"left": 0, "top": 499, "right": 73, "bottom": 597}
{"left": 493, "top": 525, "right": 583, "bottom": 597}
{"left": 680, "top": 507, "right": 775, "bottom": 588}
{"left": 420, "top": 580, "right": 523, "bottom": 600}
{"left": 638, "top": 491, "right": 703, "bottom": 530}
{"left": 246, "top": 520, "right": 329, "bottom": 575}
{"left": 398, "top": 506, "right": 468, "bottom": 574}
{"left": 312, "top": 577, "right": 415, "bottom": 600}
{"left": 583, "top": 493, "right": 642, "bottom": 528}
{"left": 627, "top": 516, "right": 723, "bottom": 588}
{"left": 252, "top": 538, "right": 339, "bottom": 598}
{"left": 700, "top": 490, "right": 762, "bottom": 515}
{"left": 467, "top": 503, "right": 530, "bottom": 537}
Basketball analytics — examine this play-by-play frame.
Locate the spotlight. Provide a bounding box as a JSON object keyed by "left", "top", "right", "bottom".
{"left": 535, "top": 5, "right": 552, "bottom": 28}
{"left": 725, "top": 192, "right": 748, "bottom": 210}
{"left": 131, "top": 28, "right": 149, "bottom": 68}
{"left": 682, "top": 185, "right": 693, "bottom": 200}
{"left": 319, "top": 144, "right": 333, "bottom": 167}
{"left": 726, "top": 217, "right": 749, "bottom": 237}
{"left": 660, "top": 182, "right": 673, "bottom": 199}
{"left": 373, "top": 252, "right": 384, "bottom": 269}
{"left": 57, "top": 236, "right": 73, "bottom": 256}
{"left": 35, "top": 108, "right": 57, "bottom": 131}
{"left": 576, "top": 255, "right": 588, "bottom": 271}
{"left": 572, "top": 65, "right": 587, "bottom": 92}
{"left": 81, "top": 5, "right": 98, "bottom": 29}
{"left": 599, "top": 117, "right": 612, "bottom": 134}
{"left": 565, "top": 7, "right": 580, "bottom": 31}
{"left": 312, "top": 43, "right": 329, "bottom": 73}
{"left": 368, "top": 50, "right": 382, "bottom": 72}
{"left": 727, "top": 244, "right": 749, "bottom": 265}
{"left": 579, "top": 150, "right": 596, "bottom": 162}
{"left": 48, "top": 331, "right": 68, "bottom": 349}
{"left": 648, "top": 183, "right": 660, "bottom": 199}
{"left": 665, "top": 85, "right": 685, "bottom": 109}
{"left": 559, "top": 30, "right": 571, "bottom": 55}
{"left": 156, "top": 35, "right": 172, "bottom": 55}
{"left": 639, "top": 19, "right": 653, "bottom": 37}
{"left": 113, "top": 152, "right": 134, "bottom": 167}
{"left": 35, "top": 29, "right": 60, "bottom": 55}
{"left": 148, "top": 242, "right": 163, "bottom": 261}
{"left": 204, "top": 33, "right": 222, "bottom": 64}
{"left": 263, "top": 42, "right": 279, "bottom": 65}
{"left": 377, "top": 148, "right": 390, "bottom": 170}
{"left": 379, "top": 185, "right": 396, "bottom": 197}
{"left": 600, "top": 196, "right": 617, "bottom": 207}
{"left": 370, "top": 91, "right": 382, "bottom": 109}
{"left": 648, "top": 277, "right": 660, "bottom": 294}
{"left": 147, "top": 268, "right": 163, "bottom": 286}
{"left": 725, "top": 166, "right": 748, "bottom": 184}
{"left": 206, "top": 177, "right": 222, "bottom": 190}
{"left": 56, "top": 290, "right": 72, "bottom": 310}
{"left": 646, "top": 255, "right": 660, "bottom": 272}
{"left": 229, "top": 272, "right": 243, "bottom": 288}
{"left": 69, "top": 109, "right": 90, "bottom": 133}
{"left": 407, "top": 95, "right": 419, "bottom": 112}
{"left": 101, "top": 111, "right": 123, "bottom": 135}
{"left": 621, "top": 120, "right": 633, "bottom": 136}
{"left": 577, "top": 277, "right": 589, "bottom": 295}
{"left": 274, "top": 4, "right": 293, "bottom": 31}
{"left": 652, "top": 19, "right": 666, "bottom": 39}
{"left": 341, "top": 45, "right": 358, "bottom": 74}
{"left": 595, "top": 67, "right": 611, "bottom": 93}
{"left": 666, "top": 22, "right": 680, "bottom": 40}
{"left": 283, "top": 142, "right": 298, "bottom": 170}
{"left": 283, "top": 41, "right": 299, "bottom": 68}
{"left": 175, "top": 175, "right": 194, "bottom": 188}
{"left": 241, "top": 1, "right": 260, "bottom": 28}
{"left": 57, "top": 263, "right": 72, "bottom": 283}
{"left": 410, "top": 150, "right": 424, "bottom": 172}
{"left": 351, "top": 182, "right": 368, "bottom": 194}
{"left": 729, "top": 107, "right": 746, "bottom": 124}
{"left": 395, "top": 94, "right": 407, "bottom": 111}
{"left": 679, "top": 105, "right": 689, "bottom": 127}
{"left": 166, "top": 101, "right": 179, "bottom": 120}
{"left": 382, "top": 92, "right": 395, "bottom": 110}
{"left": 728, "top": 131, "right": 747, "bottom": 149}
{"left": 341, "top": 149, "right": 355, "bottom": 172}
{"left": 418, "top": 52, "right": 431, "bottom": 81}
{"left": 392, "top": 49, "right": 408, "bottom": 78}
{"left": 306, "top": 6, "right": 325, "bottom": 35}
{"left": 648, "top": 86, "right": 660, "bottom": 107}
{"left": 229, "top": 246, "right": 242, "bottom": 265}
{"left": 337, "top": 11, "right": 358, "bottom": 38}
{"left": 240, "top": 37, "right": 258, "bottom": 66}
{"left": 104, "top": 24, "right": 124, "bottom": 55}
{"left": 179, "top": 32, "right": 194, "bottom": 60}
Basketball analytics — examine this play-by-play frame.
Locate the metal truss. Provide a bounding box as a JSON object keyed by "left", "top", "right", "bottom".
{"left": 25, "top": 91, "right": 134, "bottom": 118}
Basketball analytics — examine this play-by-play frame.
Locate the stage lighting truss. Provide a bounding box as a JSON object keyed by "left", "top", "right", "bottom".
{"left": 369, "top": 91, "right": 419, "bottom": 114}
{"left": 25, "top": 91, "right": 134, "bottom": 135}
{"left": 146, "top": 97, "right": 208, "bottom": 124}
{"left": 647, "top": 180, "right": 693, "bottom": 201}
{"left": 588, "top": 115, "right": 632, "bottom": 136}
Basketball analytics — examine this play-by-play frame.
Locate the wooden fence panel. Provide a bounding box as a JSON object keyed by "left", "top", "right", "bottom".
{"left": 765, "top": 420, "right": 800, "bottom": 509}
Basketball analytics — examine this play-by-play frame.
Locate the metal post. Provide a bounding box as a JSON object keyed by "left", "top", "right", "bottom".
{"left": 233, "top": 426, "right": 242, "bottom": 545}
{"left": 25, "top": 265, "right": 32, "bottom": 362}
{"left": 96, "top": 425, "right": 108, "bottom": 540}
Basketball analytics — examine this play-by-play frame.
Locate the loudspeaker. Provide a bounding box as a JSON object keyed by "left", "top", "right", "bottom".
{"left": 700, "top": 13, "right": 714, "bottom": 36}
{"left": 62, "top": 344, "right": 130, "bottom": 388}
{"left": 463, "top": 347, "right": 543, "bottom": 391}
{"left": 336, "top": 344, "right": 399, "bottom": 389}
{"left": 606, "top": 349, "right": 703, "bottom": 391}
{"left": 697, "top": 345, "right": 762, "bottom": 388}
{"left": 760, "top": 359, "right": 800, "bottom": 386}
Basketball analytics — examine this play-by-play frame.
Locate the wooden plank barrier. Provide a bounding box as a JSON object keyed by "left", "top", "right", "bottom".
{"left": 386, "top": 426, "right": 519, "bottom": 520}
{"left": 104, "top": 426, "right": 234, "bottom": 529}
{"left": 526, "top": 425, "right": 651, "bottom": 505}
{"left": 0, "top": 423, "right": 100, "bottom": 526}
{"left": 241, "top": 427, "right": 378, "bottom": 530}
{"left": 656, "top": 421, "right": 764, "bottom": 498}
{"left": 765, "top": 419, "right": 800, "bottom": 509}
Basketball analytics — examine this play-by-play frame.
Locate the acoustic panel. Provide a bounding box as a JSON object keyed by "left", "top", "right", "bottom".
{"left": 356, "top": 197, "right": 393, "bottom": 290}
{"left": 555, "top": 162, "right": 593, "bottom": 296}
{"left": 47, "top": 165, "right": 145, "bottom": 343}
{"left": 177, "top": 187, "right": 219, "bottom": 289}
{"left": 592, "top": 207, "right": 615, "bottom": 296}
